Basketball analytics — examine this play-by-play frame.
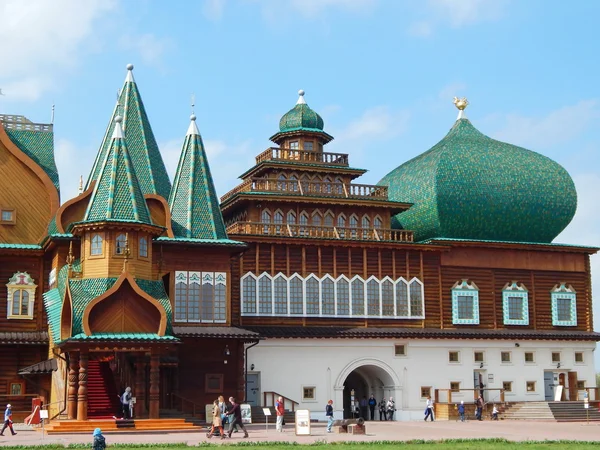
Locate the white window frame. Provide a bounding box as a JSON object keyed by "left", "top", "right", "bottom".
{"left": 6, "top": 272, "right": 36, "bottom": 320}
{"left": 551, "top": 283, "right": 577, "bottom": 326}
{"left": 451, "top": 280, "right": 479, "bottom": 325}
{"left": 174, "top": 271, "right": 227, "bottom": 323}
{"left": 502, "top": 281, "right": 529, "bottom": 325}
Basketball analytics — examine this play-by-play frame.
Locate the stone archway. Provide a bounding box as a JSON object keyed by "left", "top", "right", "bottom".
{"left": 334, "top": 358, "right": 401, "bottom": 420}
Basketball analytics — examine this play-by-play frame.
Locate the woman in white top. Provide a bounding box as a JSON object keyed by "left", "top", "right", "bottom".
{"left": 386, "top": 397, "right": 396, "bottom": 421}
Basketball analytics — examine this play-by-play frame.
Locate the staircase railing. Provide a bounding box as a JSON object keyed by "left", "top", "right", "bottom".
{"left": 170, "top": 393, "right": 204, "bottom": 418}
{"left": 263, "top": 392, "right": 299, "bottom": 412}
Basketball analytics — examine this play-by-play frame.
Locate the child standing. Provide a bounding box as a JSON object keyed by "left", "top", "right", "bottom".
{"left": 92, "top": 428, "right": 106, "bottom": 450}
{"left": 0, "top": 404, "right": 16, "bottom": 436}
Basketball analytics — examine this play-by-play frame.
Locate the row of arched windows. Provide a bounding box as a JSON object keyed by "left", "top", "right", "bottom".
{"left": 261, "top": 209, "right": 383, "bottom": 229}
{"left": 241, "top": 272, "right": 424, "bottom": 319}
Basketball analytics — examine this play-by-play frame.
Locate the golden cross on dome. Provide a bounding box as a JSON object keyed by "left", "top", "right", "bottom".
{"left": 453, "top": 97, "right": 469, "bottom": 111}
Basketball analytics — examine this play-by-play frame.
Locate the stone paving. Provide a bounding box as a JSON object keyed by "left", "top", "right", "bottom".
{"left": 2, "top": 420, "right": 600, "bottom": 446}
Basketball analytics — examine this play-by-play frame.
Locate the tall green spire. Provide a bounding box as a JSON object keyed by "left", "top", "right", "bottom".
{"left": 168, "top": 114, "right": 227, "bottom": 239}
{"left": 83, "top": 116, "right": 152, "bottom": 225}
{"left": 86, "top": 64, "right": 171, "bottom": 200}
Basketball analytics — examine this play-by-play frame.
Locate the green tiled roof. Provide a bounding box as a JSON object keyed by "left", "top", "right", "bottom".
{"left": 68, "top": 333, "right": 178, "bottom": 342}
{"left": 156, "top": 236, "right": 246, "bottom": 247}
{"left": 420, "top": 237, "right": 600, "bottom": 250}
{"left": 379, "top": 118, "right": 577, "bottom": 243}
{"left": 279, "top": 95, "right": 324, "bottom": 133}
{"left": 0, "top": 243, "right": 42, "bottom": 250}
{"left": 4, "top": 128, "right": 60, "bottom": 195}
{"left": 83, "top": 120, "right": 152, "bottom": 225}
{"left": 45, "top": 259, "right": 173, "bottom": 342}
{"left": 168, "top": 116, "right": 227, "bottom": 240}
{"left": 86, "top": 66, "right": 171, "bottom": 200}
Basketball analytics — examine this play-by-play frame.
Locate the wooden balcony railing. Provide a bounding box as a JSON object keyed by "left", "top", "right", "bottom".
{"left": 226, "top": 222, "right": 414, "bottom": 242}
{"left": 263, "top": 391, "right": 299, "bottom": 411}
{"left": 434, "top": 388, "right": 505, "bottom": 405}
{"left": 220, "top": 178, "right": 388, "bottom": 202}
{"left": 255, "top": 147, "right": 349, "bottom": 166}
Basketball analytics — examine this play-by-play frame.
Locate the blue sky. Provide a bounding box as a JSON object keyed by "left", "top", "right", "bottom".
{"left": 2, "top": 0, "right": 600, "bottom": 365}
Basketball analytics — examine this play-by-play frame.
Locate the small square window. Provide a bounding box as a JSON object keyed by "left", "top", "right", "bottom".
{"left": 524, "top": 352, "right": 534, "bottom": 363}
{"left": 450, "top": 382, "right": 460, "bottom": 392}
{"left": 501, "top": 352, "right": 511, "bottom": 363}
{"left": 1, "top": 210, "right": 14, "bottom": 222}
{"left": 577, "top": 381, "right": 586, "bottom": 389}
{"left": 9, "top": 382, "right": 23, "bottom": 395}
{"left": 449, "top": 351, "right": 459, "bottom": 363}
{"left": 302, "top": 386, "right": 316, "bottom": 400}
{"left": 289, "top": 141, "right": 299, "bottom": 150}
{"left": 526, "top": 381, "right": 536, "bottom": 392}
{"left": 304, "top": 141, "right": 314, "bottom": 150}
{"left": 474, "top": 351, "right": 484, "bottom": 362}
{"left": 552, "top": 352, "right": 561, "bottom": 363}
{"left": 421, "top": 386, "right": 431, "bottom": 398}
{"left": 502, "top": 381, "right": 512, "bottom": 392}
{"left": 394, "top": 344, "right": 406, "bottom": 356}
{"left": 575, "top": 352, "right": 584, "bottom": 363}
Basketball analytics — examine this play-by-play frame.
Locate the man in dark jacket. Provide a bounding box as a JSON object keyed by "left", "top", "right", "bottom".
{"left": 368, "top": 394, "right": 377, "bottom": 420}
{"left": 226, "top": 397, "right": 248, "bottom": 438}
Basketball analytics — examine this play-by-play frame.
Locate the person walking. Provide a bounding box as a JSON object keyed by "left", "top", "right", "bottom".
{"left": 92, "top": 428, "right": 106, "bottom": 450}
{"left": 458, "top": 401, "right": 465, "bottom": 422}
{"left": 386, "top": 397, "right": 396, "bottom": 421}
{"left": 476, "top": 395, "right": 484, "bottom": 421}
{"left": 226, "top": 397, "right": 248, "bottom": 438}
{"left": 424, "top": 396, "right": 434, "bottom": 422}
{"left": 0, "top": 404, "right": 16, "bottom": 436}
{"left": 275, "top": 396, "right": 285, "bottom": 432}
{"left": 326, "top": 399, "right": 334, "bottom": 433}
{"left": 121, "top": 387, "right": 133, "bottom": 419}
{"left": 378, "top": 399, "right": 387, "bottom": 421}
{"left": 368, "top": 394, "right": 377, "bottom": 420}
{"left": 207, "top": 399, "right": 225, "bottom": 439}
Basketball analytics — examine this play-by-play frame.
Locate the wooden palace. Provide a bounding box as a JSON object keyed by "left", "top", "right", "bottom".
{"left": 0, "top": 65, "right": 598, "bottom": 423}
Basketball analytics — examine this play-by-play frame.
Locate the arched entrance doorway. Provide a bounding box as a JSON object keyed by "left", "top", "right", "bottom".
{"left": 335, "top": 359, "right": 400, "bottom": 419}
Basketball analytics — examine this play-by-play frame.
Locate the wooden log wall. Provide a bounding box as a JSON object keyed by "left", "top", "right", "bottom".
{"left": 231, "top": 241, "right": 592, "bottom": 332}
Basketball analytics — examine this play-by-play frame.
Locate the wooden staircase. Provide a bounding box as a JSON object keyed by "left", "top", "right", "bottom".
{"left": 87, "top": 360, "right": 120, "bottom": 419}
{"left": 43, "top": 418, "right": 200, "bottom": 434}
{"left": 501, "top": 401, "right": 555, "bottom": 420}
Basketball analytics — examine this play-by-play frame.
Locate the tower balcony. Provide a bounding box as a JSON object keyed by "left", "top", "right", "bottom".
{"left": 226, "top": 221, "right": 414, "bottom": 243}
{"left": 255, "top": 147, "right": 349, "bottom": 166}
{"left": 221, "top": 178, "right": 388, "bottom": 203}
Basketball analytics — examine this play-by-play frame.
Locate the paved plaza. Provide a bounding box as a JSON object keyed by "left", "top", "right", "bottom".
{"left": 3, "top": 420, "right": 600, "bottom": 446}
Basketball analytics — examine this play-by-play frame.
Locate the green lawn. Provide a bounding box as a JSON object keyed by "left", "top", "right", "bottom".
{"left": 3, "top": 441, "right": 600, "bottom": 450}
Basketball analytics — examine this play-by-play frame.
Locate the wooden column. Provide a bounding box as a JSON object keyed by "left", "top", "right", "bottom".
{"left": 149, "top": 349, "right": 160, "bottom": 418}
{"left": 135, "top": 355, "right": 147, "bottom": 417}
{"left": 77, "top": 349, "right": 88, "bottom": 420}
{"left": 67, "top": 352, "right": 79, "bottom": 419}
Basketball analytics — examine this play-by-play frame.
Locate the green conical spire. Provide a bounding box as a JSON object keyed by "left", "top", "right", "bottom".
{"left": 86, "top": 64, "right": 171, "bottom": 200}
{"left": 83, "top": 116, "right": 152, "bottom": 225}
{"left": 168, "top": 114, "right": 227, "bottom": 240}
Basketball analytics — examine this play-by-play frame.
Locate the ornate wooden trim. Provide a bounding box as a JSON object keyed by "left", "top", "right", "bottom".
{"left": 144, "top": 194, "right": 175, "bottom": 238}
{"left": 54, "top": 181, "right": 96, "bottom": 233}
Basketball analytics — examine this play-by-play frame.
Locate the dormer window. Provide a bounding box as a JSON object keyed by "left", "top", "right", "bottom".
{"left": 304, "top": 141, "right": 313, "bottom": 150}
{"left": 91, "top": 234, "right": 103, "bottom": 256}
{"left": 0, "top": 209, "right": 15, "bottom": 224}
{"left": 139, "top": 236, "right": 148, "bottom": 258}
{"left": 6, "top": 272, "right": 36, "bottom": 319}
{"left": 115, "top": 234, "right": 127, "bottom": 255}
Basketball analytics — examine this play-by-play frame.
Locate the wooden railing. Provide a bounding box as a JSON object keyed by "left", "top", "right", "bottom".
{"left": 256, "top": 148, "right": 349, "bottom": 166}
{"left": 434, "top": 388, "right": 505, "bottom": 404}
{"left": 226, "top": 222, "right": 414, "bottom": 242}
{"left": 263, "top": 391, "right": 299, "bottom": 412}
{"left": 583, "top": 387, "right": 600, "bottom": 401}
{"left": 170, "top": 392, "right": 204, "bottom": 417}
{"left": 221, "top": 178, "right": 388, "bottom": 203}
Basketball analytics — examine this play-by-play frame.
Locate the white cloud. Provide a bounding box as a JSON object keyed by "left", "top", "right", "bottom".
{"left": 247, "top": 0, "right": 376, "bottom": 23}
{"left": 409, "top": 0, "right": 508, "bottom": 37}
{"left": 489, "top": 100, "right": 599, "bottom": 150}
{"left": 203, "top": 0, "right": 227, "bottom": 21}
{"left": 119, "top": 34, "right": 173, "bottom": 69}
{"left": 0, "top": 0, "right": 116, "bottom": 101}
{"left": 336, "top": 106, "right": 410, "bottom": 142}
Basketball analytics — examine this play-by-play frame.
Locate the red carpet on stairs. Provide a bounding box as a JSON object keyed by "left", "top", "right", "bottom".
{"left": 87, "top": 361, "right": 121, "bottom": 419}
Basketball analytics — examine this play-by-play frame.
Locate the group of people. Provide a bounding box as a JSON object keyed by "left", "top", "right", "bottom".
{"left": 456, "top": 396, "right": 499, "bottom": 422}
{"left": 378, "top": 396, "right": 396, "bottom": 421}
{"left": 207, "top": 395, "right": 249, "bottom": 439}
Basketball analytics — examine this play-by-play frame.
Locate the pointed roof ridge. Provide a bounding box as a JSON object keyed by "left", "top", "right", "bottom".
{"left": 85, "top": 64, "right": 172, "bottom": 200}
{"left": 296, "top": 89, "right": 306, "bottom": 105}
{"left": 169, "top": 115, "right": 227, "bottom": 240}
{"left": 83, "top": 116, "right": 152, "bottom": 225}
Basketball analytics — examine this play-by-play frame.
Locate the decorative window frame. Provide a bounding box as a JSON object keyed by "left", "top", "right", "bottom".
{"left": 551, "top": 283, "right": 577, "bottom": 326}
{"left": 174, "top": 271, "right": 227, "bottom": 323}
{"left": 240, "top": 272, "right": 425, "bottom": 319}
{"left": 451, "top": 280, "right": 479, "bottom": 325}
{"left": 502, "top": 281, "right": 529, "bottom": 325}
{"left": 114, "top": 233, "right": 127, "bottom": 256}
{"left": 0, "top": 208, "right": 16, "bottom": 225}
{"left": 90, "top": 233, "right": 104, "bottom": 258}
{"left": 6, "top": 272, "right": 36, "bottom": 320}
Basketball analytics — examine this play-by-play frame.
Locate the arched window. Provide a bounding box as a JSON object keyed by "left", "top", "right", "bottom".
{"left": 261, "top": 209, "right": 272, "bottom": 234}
{"left": 374, "top": 216, "right": 383, "bottom": 229}
{"left": 274, "top": 275, "right": 288, "bottom": 315}
{"left": 367, "top": 279, "right": 380, "bottom": 316}
{"left": 202, "top": 274, "right": 215, "bottom": 322}
{"left": 334, "top": 177, "right": 344, "bottom": 195}
{"left": 337, "top": 277, "right": 350, "bottom": 316}
{"left": 139, "top": 236, "right": 148, "bottom": 258}
{"left": 290, "top": 174, "right": 299, "bottom": 192}
{"left": 306, "top": 276, "right": 320, "bottom": 315}
{"left": 91, "top": 234, "right": 103, "bottom": 256}
{"left": 277, "top": 173, "right": 287, "bottom": 191}
{"left": 258, "top": 275, "right": 273, "bottom": 314}
{"left": 287, "top": 210, "right": 297, "bottom": 224}
{"left": 349, "top": 215, "right": 358, "bottom": 238}
{"left": 242, "top": 276, "right": 257, "bottom": 314}
{"left": 313, "top": 174, "right": 323, "bottom": 194}
{"left": 410, "top": 280, "right": 424, "bottom": 317}
{"left": 351, "top": 278, "right": 365, "bottom": 316}
{"left": 312, "top": 211, "right": 322, "bottom": 227}
{"left": 274, "top": 210, "right": 284, "bottom": 235}
{"left": 382, "top": 278, "right": 394, "bottom": 316}
{"left": 300, "top": 173, "right": 311, "bottom": 193}
{"left": 361, "top": 215, "right": 371, "bottom": 238}
{"left": 324, "top": 176, "right": 333, "bottom": 194}
{"left": 290, "top": 276, "right": 304, "bottom": 315}
{"left": 322, "top": 277, "right": 335, "bottom": 315}
{"left": 337, "top": 214, "right": 346, "bottom": 238}
{"left": 396, "top": 280, "right": 409, "bottom": 316}
{"left": 299, "top": 212, "right": 309, "bottom": 236}
{"left": 324, "top": 211, "right": 334, "bottom": 227}
{"left": 7, "top": 272, "right": 36, "bottom": 319}
{"left": 115, "top": 234, "right": 127, "bottom": 255}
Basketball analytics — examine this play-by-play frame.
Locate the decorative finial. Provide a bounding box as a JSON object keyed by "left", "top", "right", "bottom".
{"left": 78, "top": 175, "right": 83, "bottom": 194}
{"left": 115, "top": 115, "right": 123, "bottom": 124}
{"left": 190, "top": 114, "right": 196, "bottom": 121}
{"left": 122, "top": 233, "right": 131, "bottom": 272}
{"left": 125, "top": 64, "right": 134, "bottom": 82}
{"left": 191, "top": 93, "right": 195, "bottom": 115}
{"left": 127, "top": 63, "right": 134, "bottom": 71}
{"left": 296, "top": 89, "right": 306, "bottom": 105}
{"left": 51, "top": 104, "right": 55, "bottom": 124}
{"left": 66, "top": 241, "right": 75, "bottom": 268}
{"left": 112, "top": 115, "right": 124, "bottom": 139}
{"left": 453, "top": 97, "right": 469, "bottom": 120}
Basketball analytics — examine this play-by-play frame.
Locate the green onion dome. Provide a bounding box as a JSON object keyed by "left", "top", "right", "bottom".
{"left": 279, "top": 90, "right": 325, "bottom": 133}
{"left": 378, "top": 100, "right": 577, "bottom": 243}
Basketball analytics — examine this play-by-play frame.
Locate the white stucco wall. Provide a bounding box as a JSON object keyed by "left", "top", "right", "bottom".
{"left": 246, "top": 338, "right": 596, "bottom": 421}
